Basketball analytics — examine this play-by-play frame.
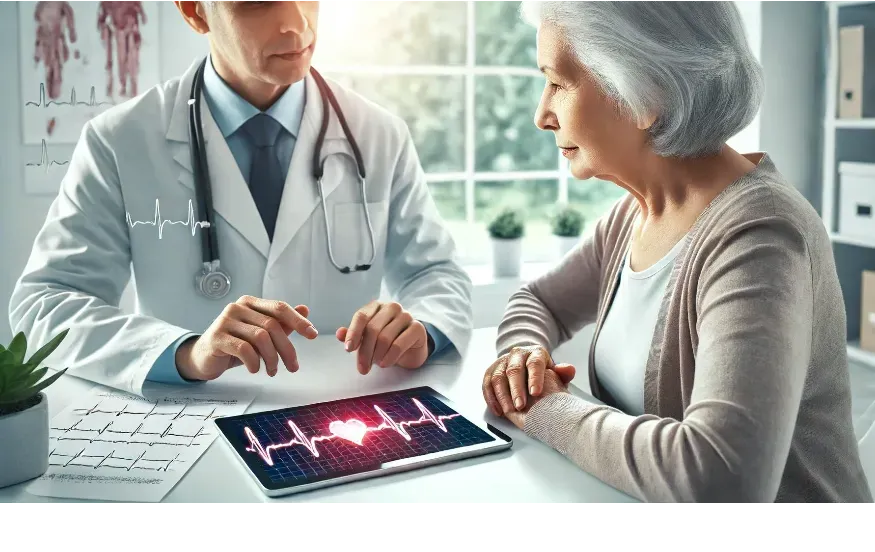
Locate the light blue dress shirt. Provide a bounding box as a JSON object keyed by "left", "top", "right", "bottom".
{"left": 146, "top": 57, "right": 447, "bottom": 384}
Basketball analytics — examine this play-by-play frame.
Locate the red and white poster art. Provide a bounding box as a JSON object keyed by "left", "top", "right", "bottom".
{"left": 20, "top": 1, "right": 160, "bottom": 146}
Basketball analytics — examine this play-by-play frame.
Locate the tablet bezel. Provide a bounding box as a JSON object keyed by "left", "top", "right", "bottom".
{"left": 213, "top": 385, "right": 513, "bottom": 497}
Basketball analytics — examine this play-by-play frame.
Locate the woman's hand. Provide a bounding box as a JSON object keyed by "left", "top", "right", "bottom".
{"left": 501, "top": 366, "right": 575, "bottom": 430}
{"left": 481, "top": 344, "right": 576, "bottom": 413}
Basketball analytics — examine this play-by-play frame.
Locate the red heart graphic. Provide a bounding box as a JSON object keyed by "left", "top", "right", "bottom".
{"left": 329, "top": 419, "right": 368, "bottom": 446}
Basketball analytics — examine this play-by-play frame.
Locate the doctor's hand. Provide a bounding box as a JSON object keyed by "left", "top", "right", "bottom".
{"left": 175, "top": 296, "right": 319, "bottom": 381}
{"left": 336, "top": 301, "right": 429, "bottom": 374}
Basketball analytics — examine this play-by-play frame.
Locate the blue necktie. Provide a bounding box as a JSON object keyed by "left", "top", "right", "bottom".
{"left": 241, "top": 113, "right": 285, "bottom": 241}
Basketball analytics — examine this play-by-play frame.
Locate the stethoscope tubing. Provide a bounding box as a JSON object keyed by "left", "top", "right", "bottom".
{"left": 187, "top": 56, "right": 378, "bottom": 298}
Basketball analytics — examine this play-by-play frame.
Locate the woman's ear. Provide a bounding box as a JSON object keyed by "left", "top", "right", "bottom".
{"left": 637, "top": 112, "right": 657, "bottom": 130}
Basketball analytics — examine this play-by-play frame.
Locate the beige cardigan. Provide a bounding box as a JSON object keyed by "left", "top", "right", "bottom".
{"left": 496, "top": 153, "right": 873, "bottom": 502}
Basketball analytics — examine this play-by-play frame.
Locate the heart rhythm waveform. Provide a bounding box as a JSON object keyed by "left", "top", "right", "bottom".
{"left": 126, "top": 199, "right": 211, "bottom": 239}
{"left": 25, "top": 139, "right": 69, "bottom": 172}
{"left": 49, "top": 447, "right": 184, "bottom": 472}
{"left": 244, "top": 398, "right": 461, "bottom": 466}
{"left": 25, "top": 83, "right": 114, "bottom": 108}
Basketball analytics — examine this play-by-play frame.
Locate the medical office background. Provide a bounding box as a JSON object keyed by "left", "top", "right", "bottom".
{"left": 1, "top": 0, "right": 873, "bottom": 375}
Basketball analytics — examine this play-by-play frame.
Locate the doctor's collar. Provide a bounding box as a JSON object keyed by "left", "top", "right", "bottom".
{"left": 202, "top": 53, "right": 306, "bottom": 139}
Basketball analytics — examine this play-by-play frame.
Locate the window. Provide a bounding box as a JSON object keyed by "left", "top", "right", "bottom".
{"left": 314, "top": 1, "right": 627, "bottom": 264}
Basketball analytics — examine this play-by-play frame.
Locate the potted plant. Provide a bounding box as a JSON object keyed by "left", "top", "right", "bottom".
{"left": 0, "top": 328, "right": 68, "bottom": 488}
{"left": 488, "top": 208, "right": 525, "bottom": 278}
{"left": 551, "top": 206, "right": 584, "bottom": 258}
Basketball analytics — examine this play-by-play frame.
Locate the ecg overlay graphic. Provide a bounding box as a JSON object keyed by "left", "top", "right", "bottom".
{"left": 126, "top": 199, "right": 211, "bottom": 239}
{"left": 227, "top": 392, "right": 495, "bottom": 485}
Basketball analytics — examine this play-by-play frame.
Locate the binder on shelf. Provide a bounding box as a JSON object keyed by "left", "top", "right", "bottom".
{"left": 836, "top": 24, "right": 875, "bottom": 120}
{"left": 839, "top": 25, "right": 865, "bottom": 119}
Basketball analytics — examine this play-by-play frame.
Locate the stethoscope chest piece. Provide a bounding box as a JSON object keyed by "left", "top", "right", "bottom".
{"left": 195, "top": 260, "right": 232, "bottom": 299}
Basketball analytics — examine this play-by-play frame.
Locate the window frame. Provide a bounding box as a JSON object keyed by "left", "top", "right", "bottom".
{"left": 316, "top": 2, "right": 573, "bottom": 265}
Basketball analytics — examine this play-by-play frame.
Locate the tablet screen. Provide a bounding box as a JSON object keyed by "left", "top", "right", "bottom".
{"left": 214, "top": 386, "right": 499, "bottom": 491}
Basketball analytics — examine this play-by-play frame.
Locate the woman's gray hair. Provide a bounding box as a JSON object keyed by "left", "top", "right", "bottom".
{"left": 521, "top": 1, "right": 764, "bottom": 158}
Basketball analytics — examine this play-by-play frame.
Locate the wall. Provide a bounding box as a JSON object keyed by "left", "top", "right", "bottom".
{"left": 758, "top": 1, "right": 826, "bottom": 211}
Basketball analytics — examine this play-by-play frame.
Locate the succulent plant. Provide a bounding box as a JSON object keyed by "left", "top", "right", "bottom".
{"left": 551, "top": 206, "right": 584, "bottom": 237}
{"left": 487, "top": 208, "right": 525, "bottom": 240}
{"left": 0, "top": 329, "right": 69, "bottom": 417}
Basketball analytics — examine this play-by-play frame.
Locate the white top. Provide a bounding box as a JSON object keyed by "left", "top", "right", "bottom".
{"left": 593, "top": 237, "right": 687, "bottom": 415}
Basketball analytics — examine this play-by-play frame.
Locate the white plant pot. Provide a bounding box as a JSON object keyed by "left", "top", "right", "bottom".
{"left": 0, "top": 393, "right": 49, "bottom": 488}
{"left": 555, "top": 235, "right": 580, "bottom": 258}
{"left": 492, "top": 237, "right": 523, "bottom": 278}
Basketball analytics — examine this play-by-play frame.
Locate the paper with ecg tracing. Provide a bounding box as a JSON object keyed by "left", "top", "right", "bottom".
{"left": 25, "top": 385, "right": 257, "bottom": 502}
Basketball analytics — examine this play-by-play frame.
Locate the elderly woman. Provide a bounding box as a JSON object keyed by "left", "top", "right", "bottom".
{"left": 483, "top": 1, "right": 872, "bottom": 502}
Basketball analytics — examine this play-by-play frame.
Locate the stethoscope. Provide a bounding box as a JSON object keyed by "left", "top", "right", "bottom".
{"left": 188, "top": 56, "right": 377, "bottom": 300}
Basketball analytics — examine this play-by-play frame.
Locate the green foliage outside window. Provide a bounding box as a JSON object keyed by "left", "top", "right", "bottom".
{"left": 317, "top": 1, "right": 628, "bottom": 248}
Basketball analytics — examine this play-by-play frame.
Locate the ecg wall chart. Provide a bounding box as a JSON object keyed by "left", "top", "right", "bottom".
{"left": 23, "top": 139, "right": 73, "bottom": 194}
{"left": 25, "top": 386, "right": 257, "bottom": 502}
{"left": 19, "top": 2, "right": 160, "bottom": 145}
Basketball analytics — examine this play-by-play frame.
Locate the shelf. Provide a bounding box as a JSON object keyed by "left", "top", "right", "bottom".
{"left": 836, "top": 1, "right": 875, "bottom": 7}
{"left": 830, "top": 232, "right": 875, "bottom": 248}
{"left": 830, "top": 118, "right": 875, "bottom": 129}
{"left": 849, "top": 341, "right": 875, "bottom": 368}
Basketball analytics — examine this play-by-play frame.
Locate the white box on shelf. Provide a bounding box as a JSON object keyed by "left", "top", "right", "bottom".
{"left": 838, "top": 162, "right": 875, "bottom": 240}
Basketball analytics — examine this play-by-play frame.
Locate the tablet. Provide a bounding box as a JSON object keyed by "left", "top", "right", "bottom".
{"left": 213, "top": 386, "right": 512, "bottom": 497}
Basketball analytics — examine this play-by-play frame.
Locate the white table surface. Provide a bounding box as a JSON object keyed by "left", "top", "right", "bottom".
{"left": 0, "top": 327, "right": 637, "bottom": 503}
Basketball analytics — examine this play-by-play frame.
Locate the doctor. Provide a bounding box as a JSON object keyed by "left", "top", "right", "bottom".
{"left": 8, "top": 1, "right": 473, "bottom": 396}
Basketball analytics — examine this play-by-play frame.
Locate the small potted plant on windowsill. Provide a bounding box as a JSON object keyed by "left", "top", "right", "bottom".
{"left": 0, "top": 328, "right": 69, "bottom": 488}
{"left": 552, "top": 206, "right": 584, "bottom": 258}
{"left": 488, "top": 208, "right": 525, "bottom": 278}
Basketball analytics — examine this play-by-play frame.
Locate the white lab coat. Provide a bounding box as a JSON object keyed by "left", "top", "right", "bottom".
{"left": 9, "top": 59, "right": 473, "bottom": 396}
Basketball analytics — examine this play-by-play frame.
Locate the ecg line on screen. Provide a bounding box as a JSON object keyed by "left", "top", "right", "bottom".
{"left": 126, "top": 199, "right": 210, "bottom": 239}
{"left": 244, "top": 398, "right": 461, "bottom": 466}
{"left": 25, "top": 83, "right": 114, "bottom": 108}
{"left": 25, "top": 139, "right": 69, "bottom": 172}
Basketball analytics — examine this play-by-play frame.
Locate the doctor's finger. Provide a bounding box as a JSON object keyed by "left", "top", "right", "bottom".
{"left": 374, "top": 313, "right": 413, "bottom": 367}
{"left": 380, "top": 324, "right": 420, "bottom": 368}
{"left": 357, "top": 305, "right": 399, "bottom": 373}
{"left": 238, "top": 296, "right": 317, "bottom": 339}
{"left": 233, "top": 309, "right": 300, "bottom": 373}
{"left": 225, "top": 320, "right": 280, "bottom": 377}
{"left": 345, "top": 301, "right": 383, "bottom": 352}
{"left": 216, "top": 335, "right": 261, "bottom": 375}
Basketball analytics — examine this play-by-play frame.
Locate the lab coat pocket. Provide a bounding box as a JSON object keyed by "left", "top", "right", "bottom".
{"left": 329, "top": 200, "right": 389, "bottom": 271}
{"left": 309, "top": 199, "right": 389, "bottom": 329}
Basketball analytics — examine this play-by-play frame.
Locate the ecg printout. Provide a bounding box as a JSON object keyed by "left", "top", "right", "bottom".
{"left": 25, "top": 385, "right": 257, "bottom": 502}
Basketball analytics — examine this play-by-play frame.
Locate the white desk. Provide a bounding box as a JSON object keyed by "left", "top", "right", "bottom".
{"left": 0, "top": 327, "right": 636, "bottom": 503}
